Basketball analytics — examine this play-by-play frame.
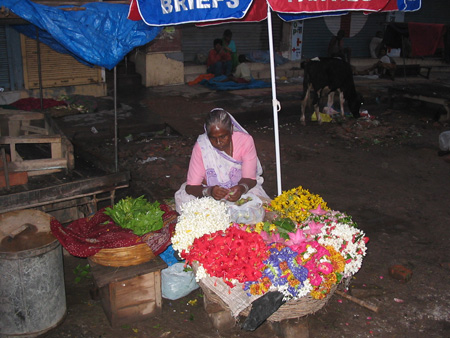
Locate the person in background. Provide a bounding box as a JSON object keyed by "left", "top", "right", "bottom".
{"left": 223, "top": 29, "right": 238, "bottom": 71}
{"left": 369, "top": 31, "right": 384, "bottom": 59}
{"left": 207, "top": 38, "right": 232, "bottom": 77}
{"left": 175, "top": 108, "right": 269, "bottom": 213}
{"left": 229, "top": 54, "right": 252, "bottom": 83}
{"left": 328, "top": 29, "right": 351, "bottom": 63}
{"left": 361, "top": 47, "right": 396, "bottom": 80}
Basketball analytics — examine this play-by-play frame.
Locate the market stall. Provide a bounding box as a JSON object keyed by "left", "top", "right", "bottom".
{"left": 50, "top": 187, "right": 368, "bottom": 332}
{"left": 171, "top": 186, "right": 369, "bottom": 331}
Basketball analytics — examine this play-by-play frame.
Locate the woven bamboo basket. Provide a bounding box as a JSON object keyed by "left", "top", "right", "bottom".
{"left": 241, "top": 285, "right": 337, "bottom": 321}
{"left": 202, "top": 282, "right": 337, "bottom": 322}
{"left": 90, "top": 243, "right": 155, "bottom": 267}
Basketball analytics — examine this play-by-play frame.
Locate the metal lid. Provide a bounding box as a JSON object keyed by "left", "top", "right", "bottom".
{"left": 0, "top": 209, "right": 56, "bottom": 254}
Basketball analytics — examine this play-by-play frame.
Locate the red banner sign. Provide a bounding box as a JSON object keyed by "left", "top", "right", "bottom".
{"left": 267, "top": 0, "right": 391, "bottom": 13}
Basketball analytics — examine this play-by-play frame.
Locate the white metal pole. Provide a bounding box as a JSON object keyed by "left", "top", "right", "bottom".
{"left": 114, "top": 66, "right": 118, "bottom": 173}
{"left": 267, "top": 5, "right": 282, "bottom": 196}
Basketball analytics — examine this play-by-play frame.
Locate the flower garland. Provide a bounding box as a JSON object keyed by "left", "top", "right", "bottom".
{"left": 268, "top": 186, "right": 329, "bottom": 223}
{"left": 171, "top": 197, "right": 230, "bottom": 253}
{"left": 182, "top": 226, "right": 269, "bottom": 287}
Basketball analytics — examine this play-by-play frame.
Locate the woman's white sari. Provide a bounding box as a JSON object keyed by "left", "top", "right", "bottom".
{"left": 175, "top": 114, "right": 269, "bottom": 213}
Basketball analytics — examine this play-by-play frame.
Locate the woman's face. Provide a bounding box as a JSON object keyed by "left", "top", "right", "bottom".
{"left": 208, "top": 125, "right": 232, "bottom": 152}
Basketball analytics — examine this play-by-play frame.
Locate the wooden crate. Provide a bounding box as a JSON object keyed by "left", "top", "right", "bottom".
{"left": 89, "top": 256, "right": 167, "bottom": 327}
{"left": 0, "top": 109, "right": 74, "bottom": 176}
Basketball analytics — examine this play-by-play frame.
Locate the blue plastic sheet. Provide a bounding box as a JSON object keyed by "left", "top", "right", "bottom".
{"left": 200, "top": 75, "right": 270, "bottom": 91}
{"left": 159, "top": 245, "right": 181, "bottom": 267}
{"left": 2, "top": 0, "right": 162, "bottom": 69}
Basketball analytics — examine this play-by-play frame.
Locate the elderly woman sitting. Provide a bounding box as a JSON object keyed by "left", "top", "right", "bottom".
{"left": 175, "top": 108, "right": 270, "bottom": 213}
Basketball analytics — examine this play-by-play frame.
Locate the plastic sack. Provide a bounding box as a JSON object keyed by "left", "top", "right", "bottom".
{"left": 159, "top": 245, "right": 181, "bottom": 267}
{"left": 161, "top": 263, "right": 199, "bottom": 300}
{"left": 311, "top": 111, "right": 332, "bottom": 123}
{"left": 439, "top": 131, "right": 450, "bottom": 152}
{"left": 227, "top": 193, "right": 265, "bottom": 224}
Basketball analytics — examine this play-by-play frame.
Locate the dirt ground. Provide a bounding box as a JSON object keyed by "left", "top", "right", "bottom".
{"left": 33, "top": 71, "right": 450, "bottom": 338}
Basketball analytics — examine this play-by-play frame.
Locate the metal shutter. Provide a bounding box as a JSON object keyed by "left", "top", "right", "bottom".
{"left": 0, "top": 26, "right": 10, "bottom": 90}
{"left": 21, "top": 34, "right": 103, "bottom": 90}
{"left": 181, "top": 13, "right": 283, "bottom": 63}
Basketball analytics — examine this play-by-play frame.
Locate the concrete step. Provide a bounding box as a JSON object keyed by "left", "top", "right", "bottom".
{"left": 184, "top": 57, "right": 450, "bottom": 83}
{"left": 184, "top": 61, "right": 302, "bottom": 83}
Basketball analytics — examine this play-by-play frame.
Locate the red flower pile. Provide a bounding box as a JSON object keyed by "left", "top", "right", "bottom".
{"left": 182, "top": 226, "right": 269, "bottom": 288}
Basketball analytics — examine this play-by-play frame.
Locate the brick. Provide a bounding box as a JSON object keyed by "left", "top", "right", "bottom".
{"left": 207, "top": 309, "right": 236, "bottom": 332}
{"left": 0, "top": 153, "right": 11, "bottom": 167}
{"left": 203, "top": 291, "right": 226, "bottom": 314}
{"left": 269, "top": 317, "right": 309, "bottom": 338}
{"left": 389, "top": 265, "right": 413, "bottom": 283}
{"left": 0, "top": 171, "right": 29, "bottom": 188}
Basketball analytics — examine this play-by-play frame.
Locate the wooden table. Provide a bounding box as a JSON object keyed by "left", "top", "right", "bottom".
{"left": 388, "top": 83, "right": 450, "bottom": 121}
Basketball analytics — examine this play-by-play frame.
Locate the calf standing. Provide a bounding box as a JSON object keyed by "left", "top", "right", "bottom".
{"left": 301, "top": 57, "right": 362, "bottom": 125}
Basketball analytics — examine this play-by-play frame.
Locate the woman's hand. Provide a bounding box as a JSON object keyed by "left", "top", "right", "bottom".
{"left": 211, "top": 186, "right": 230, "bottom": 200}
{"left": 224, "top": 185, "right": 245, "bottom": 202}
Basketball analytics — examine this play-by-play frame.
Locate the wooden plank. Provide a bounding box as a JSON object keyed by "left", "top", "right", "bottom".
{"left": 22, "top": 120, "right": 30, "bottom": 135}
{"left": 7, "top": 120, "right": 20, "bottom": 137}
{"left": 43, "top": 113, "right": 75, "bottom": 170}
{"left": 9, "top": 143, "right": 16, "bottom": 162}
{"left": 113, "top": 274, "right": 156, "bottom": 308}
{"left": 0, "top": 171, "right": 130, "bottom": 213}
{"left": 28, "top": 168, "right": 63, "bottom": 177}
{"left": 21, "top": 124, "right": 49, "bottom": 135}
{"left": 89, "top": 256, "right": 167, "bottom": 288}
{"left": 154, "top": 270, "right": 162, "bottom": 310}
{"left": 51, "top": 141, "right": 63, "bottom": 159}
{"left": 0, "top": 135, "right": 62, "bottom": 144}
{"left": 7, "top": 158, "right": 67, "bottom": 172}
{"left": 0, "top": 110, "right": 44, "bottom": 120}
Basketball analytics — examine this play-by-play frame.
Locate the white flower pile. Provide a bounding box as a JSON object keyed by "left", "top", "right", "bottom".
{"left": 278, "top": 279, "right": 313, "bottom": 302}
{"left": 303, "top": 210, "right": 367, "bottom": 278}
{"left": 172, "top": 197, "right": 231, "bottom": 253}
{"left": 317, "top": 221, "right": 367, "bottom": 277}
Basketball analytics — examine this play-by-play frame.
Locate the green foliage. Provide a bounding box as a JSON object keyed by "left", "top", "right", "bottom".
{"left": 104, "top": 196, "right": 164, "bottom": 236}
{"left": 264, "top": 217, "right": 297, "bottom": 239}
{"left": 73, "top": 264, "right": 91, "bottom": 284}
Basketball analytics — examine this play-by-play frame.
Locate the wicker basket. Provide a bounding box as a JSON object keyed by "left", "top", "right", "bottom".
{"left": 90, "top": 243, "right": 155, "bottom": 267}
{"left": 241, "top": 285, "right": 337, "bottom": 321}
{"left": 202, "top": 282, "right": 337, "bottom": 322}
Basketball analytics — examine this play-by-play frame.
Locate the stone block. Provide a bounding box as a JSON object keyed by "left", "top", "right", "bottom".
{"left": 207, "top": 309, "right": 236, "bottom": 332}
{"left": 269, "top": 317, "right": 309, "bottom": 338}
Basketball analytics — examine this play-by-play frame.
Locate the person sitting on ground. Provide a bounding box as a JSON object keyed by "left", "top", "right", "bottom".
{"left": 174, "top": 108, "right": 270, "bottom": 213}
{"left": 228, "top": 54, "right": 252, "bottom": 83}
{"left": 369, "top": 31, "right": 384, "bottom": 59}
{"left": 328, "top": 29, "right": 352, "bottom": 63}
{"left": 362, "top": 47, "right": 396, "bottom": 80}
{"left": 222, "top": 29, "right": 238, "bottom": 71}
{"left": 207, "top": 38, "right": 232, "bottom": 77}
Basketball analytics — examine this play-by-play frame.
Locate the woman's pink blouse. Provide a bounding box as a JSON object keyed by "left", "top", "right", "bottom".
{"left": 186, "top": 131, "right": 257, "bottom": 185}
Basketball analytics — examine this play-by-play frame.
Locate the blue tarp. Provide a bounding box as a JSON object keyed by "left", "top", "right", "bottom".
{"left": 2, "top": 0, "right": 162, "bottom": 69}
{"left": 200, "top": 75, "right": 270, "bottom": 91}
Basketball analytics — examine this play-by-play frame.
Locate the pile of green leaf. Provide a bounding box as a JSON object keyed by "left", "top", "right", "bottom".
{"left": 262, "top": 217, "right": 296, "bottom": 239}
{"left": 104, "top": 196, "right": 164, "bottom": 236}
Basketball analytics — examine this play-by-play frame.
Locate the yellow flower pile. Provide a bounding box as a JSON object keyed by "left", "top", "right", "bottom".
{"left": 268, "top": 186, "right": 329, "bottom": 223}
